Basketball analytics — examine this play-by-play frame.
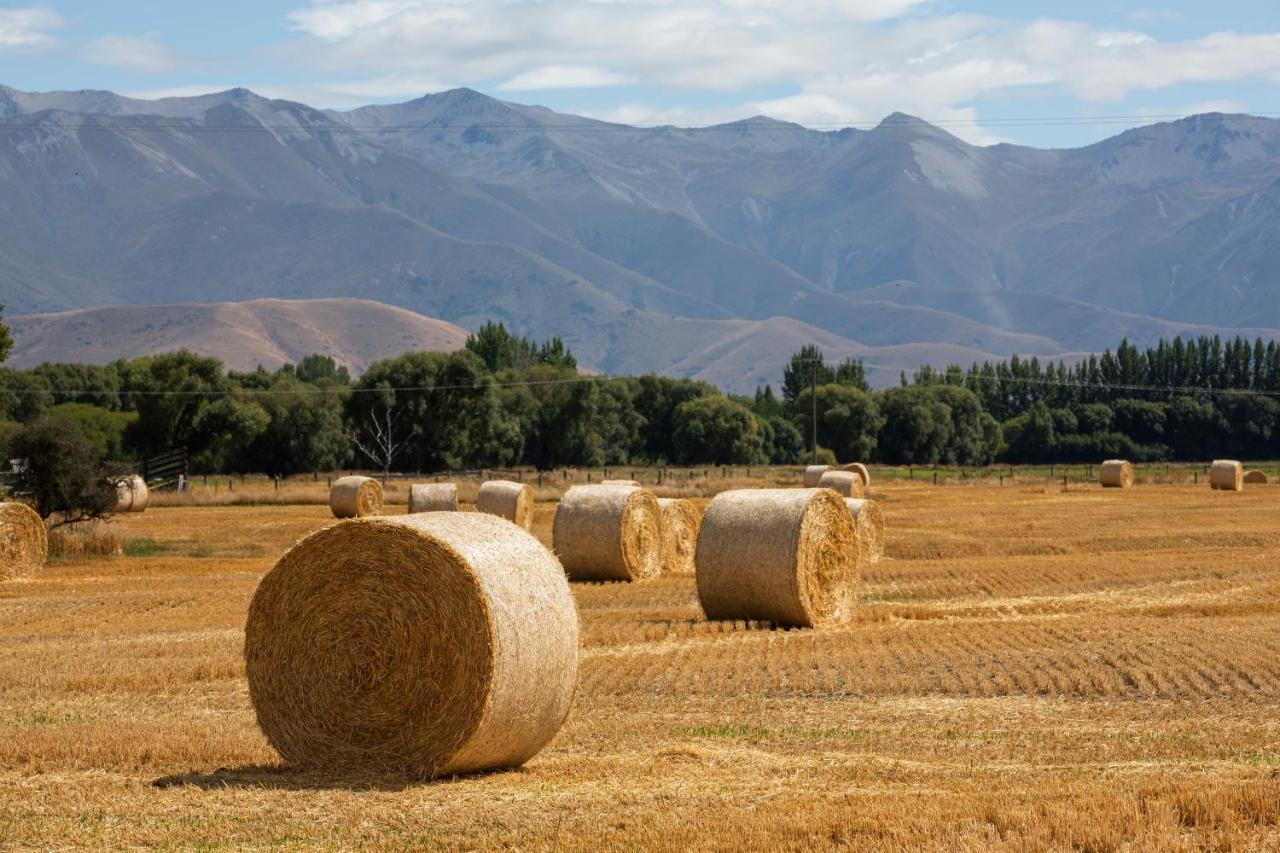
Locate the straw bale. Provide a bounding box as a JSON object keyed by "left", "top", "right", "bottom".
{"left": 1244, "top": 470, "right": 1269, "bottom": 484}
{"left": 0, "top": 501, "right": 47, "bottom": 580}
{"left": 818, "top": 469, "right": 865, "bottom": 498}
{"left": 656, "top": 497, "right": 700, "bottom": 575}
{"left": 845, "top": 498, "right": 885, "bottom": 565}
{"left": 244, "top": 512, "right": 578, "bottom": 778}
{"left": 802, "top": 465, "right": 831, "bottom": 488}
{"left": 476, "top": 480, "right": 534, "bottom": 530}
{"left": 553, "top": 485, "right": 662, "bottom": 581}
{"left": 1099, "top": 460, "right": 1134, "bottom": 489}
{"left": 409, "top": 483, "right": 458, "bottom": 514}
{"left": 112, "top": 474, "right": 149, "bottom": 513}
{"left": 696, "top": 488, "right": 858, "bottom": 628}
{"left": 602, "top": 479, "right": 640, "bottom": 487}
{"left": 1210, "top": 460, "right": 1244, "bottom": 492}
{"left": 330, "top": 476, "right": 383, "bottom": 518}
{"left": 841, "top": 462, "right": 871, "bottom": 487}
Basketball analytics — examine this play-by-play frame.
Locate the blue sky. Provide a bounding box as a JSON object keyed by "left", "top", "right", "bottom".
{"left": 1, "top": 1, "right": 1278, "bottom": 146}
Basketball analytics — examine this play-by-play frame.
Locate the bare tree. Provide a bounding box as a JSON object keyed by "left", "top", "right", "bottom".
{"left": 350, "top": 403, "right": 409, "bottom": 481}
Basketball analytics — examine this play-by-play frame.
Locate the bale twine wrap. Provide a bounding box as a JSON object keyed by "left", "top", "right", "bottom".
{"left": 244, "top": 512, "right": 578, "bottom": 779}
{"left": 409, "top": 483, "right": 458, "bottom": 514}
{"left": 1099, "top": 460, "right": 1134, "bottom": 489}
{"left": 1210, "top": 460, "right": 1244, "bottom": 492}
{"left": 1244, "top": 470, "right": 1269, "bottom": 485}
{"left": 844, "top": 498, "right": 885, "bottom": 565}
{"left": 802, "top": 465, "right": 832, "bottom": 488}
{"left": 476, "top": 480, "right": 534, "bottom": 530}
{"left": 818, "top": 469, "right": 865, "bottom": 498}
{"left": 553, "top": 485, "right": 663, "bottom": 581}
{"left": 330, "top": 476, "right": 383, "bottom": 518}
{"left": 696, "top": 488, "right": 858, "bottom": 628}
{"left": 112, "top": 474, "right": 149, "bottom": 513}
{"left": 656, "top": 497, "right": 700, "bottom": 575}
{"left": 0, "top": 502, "right": 47, "bottom": 581}
{"left": 841, "top": 462, "right": 871, "bottom": 487}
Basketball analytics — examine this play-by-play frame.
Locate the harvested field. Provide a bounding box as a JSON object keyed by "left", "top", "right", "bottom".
{"left": 3, "top": 480, "right": 1280, "bottom": 848}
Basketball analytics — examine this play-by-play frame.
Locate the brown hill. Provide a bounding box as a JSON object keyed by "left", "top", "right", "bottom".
{"left": 6, "top": 298, "right": 468, "bottom": 373}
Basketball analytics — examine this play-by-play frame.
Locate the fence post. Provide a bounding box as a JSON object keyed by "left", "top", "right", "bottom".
{"left": 933, "top": 472, "right": 938, "bottom": 486}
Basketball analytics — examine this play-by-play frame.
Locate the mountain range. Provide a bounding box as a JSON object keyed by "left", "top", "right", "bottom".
{"left": 1, "top": 83, "right": 1279, "bottom": 389}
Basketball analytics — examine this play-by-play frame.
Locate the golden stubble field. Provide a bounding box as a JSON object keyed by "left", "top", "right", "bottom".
{"left": 3, "top": 480, "right": 1280, "bottom": 850}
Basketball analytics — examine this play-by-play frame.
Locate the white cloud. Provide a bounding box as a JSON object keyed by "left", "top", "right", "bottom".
{"left": 276, "top": 2, "right": 1280, "bottom": 143}
{"left": 0, "top": 6, "right": 62, "bottom": 49}
{"left": 84, "top": 34, "right": 182, "bottom": 73}
{"left": 498, "top": 65, "right": 631, "bottom": 91}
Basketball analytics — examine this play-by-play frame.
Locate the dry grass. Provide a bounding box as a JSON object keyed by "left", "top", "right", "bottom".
{"left": 3, "top": 478, "right": 1280, "bottom": 848}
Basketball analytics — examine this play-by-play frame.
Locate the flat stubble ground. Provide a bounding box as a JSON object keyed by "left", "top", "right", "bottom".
{"left": 2, "top": 481, "right": 1280, "bottom": 849}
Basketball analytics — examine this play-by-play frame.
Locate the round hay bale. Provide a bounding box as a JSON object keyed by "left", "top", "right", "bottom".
{"left": 1099, "top": 460, "right": 1134, "bottom": 489}
{"left": 845, "top": 498, "right": 885, "bottom": 565}
{"left": 696, "top": 488, "right": 858, "bottom": 628}
{"left": 841, "top": 462, "right": 871, "bottom": 487}
{"left": 0, "top": 502, "right": 47, "bottom": 581}
{"left": 602, "top": 479, "right": 640, "bottom": 487}
{"left": 112, "top": 474, "right": 149, "bottom": 513}
{"left": 802, "top": 465, "right": 831, "bottom": 488}
{"left": 408, "top": 483, "right": 458, "bottom": 514}
{"left": 818, "top": 469, "right": 865, "bottom": 498}
{"left": 656, "top": 497, "right": 700, "bottom": 575}
{"left": 330, "top": 476, "right": 383, "bottom": 518}
{"left": 476, "top": 480, "right": 534, "bottom": 530}
{"left": 552, "top": 485, "right": 662, "bottom": 582}
{"left": 1210, "top": 460, "right": 1244, "bottom": 492}
{"left": 244, "top": 512, "right": 578, "bottom": 779}
{"left": 1244, "top": 470, "right": 1269, "bottom": 485}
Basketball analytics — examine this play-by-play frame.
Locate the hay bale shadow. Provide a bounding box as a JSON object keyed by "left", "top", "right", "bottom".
{"left": 151, "top": 764, "right": 517, "bottom": 792}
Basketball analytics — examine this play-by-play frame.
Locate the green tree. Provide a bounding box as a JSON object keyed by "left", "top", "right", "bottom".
{"left": 243, "top": 378, "right": 351, "bottom": 475}
{"left": 295, "top": 354, "right": 352, "bottom": 386}
{"left": 44, "top": 403, "right": 137, "bottom": 461}
{"left": 794, "top": 384, "right": 883, "bottom": 463}
{"left": 1002, "top": 402, "right": 1056, "bottom": 464}
{"left": 119, "top": 352, "right": 230, "bottom": 459}
{"left": 0, "top": 306, "right": 11, "bottom": 364}
{"left": 670, "top": 396, "right": 764, "bottom": 465}
{"left": 8, "top": 418, "right": 123, "bottom": 525}
{"left": 876, "top": 386, "right": 954, "bottom": 465}
{"left": 189, "top": 393, "right": 271, "bottom": 473}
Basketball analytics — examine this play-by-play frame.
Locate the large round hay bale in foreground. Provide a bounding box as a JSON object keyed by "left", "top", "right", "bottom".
{"left": 818, "top": 469, "right": 865, "bottom": 498}
{"left": 841, "top": 462, "right": 871, "bottom": 487}
{"left": 553, "top": 485, "right": 662, "bottom": 581}
{"left": 244, "top": 512, "right": 578, "bottom": 779}
{"left": 802, "top": 465, "right": 832, "bottom": 488}
{"left": 476, "top": 480, "right": 534, "bottom": 530}
{"left": 1099, "top": 460, "right": 1134, "bottom": 489}
{"left": 408, "top": 483, "right": 458, "bottom": 514}
{"left": 330, "top": 476, "right": 383, "bottom": 518}
{"left": 696, "top": 488, "right": 858, "bottom": 628}
{"left": 0, "top": 502, "right": 47, "bottom": 581}
{"left": 112, "top": 474, "right": 149, "bottom": 513}
{"left": 845, "top": 498, "right": 885, "bottom": 565}
{"left": 1210, "top": 460, "right": 1244, "bottom": 492}
{"left": 656, "top": 497, "right": 700, "bottom": 575}
{"left": 1244, "top": 470, "right": 1269, "bottom": 485}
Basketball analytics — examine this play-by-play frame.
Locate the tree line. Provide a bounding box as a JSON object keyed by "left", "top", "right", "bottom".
{"left": 0, "top": 317, "right": 1276, "bottom": 483}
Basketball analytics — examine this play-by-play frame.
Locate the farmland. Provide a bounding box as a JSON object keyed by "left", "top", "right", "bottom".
{"left": 2, "top": 475, "right": 1280, "bottom": 849}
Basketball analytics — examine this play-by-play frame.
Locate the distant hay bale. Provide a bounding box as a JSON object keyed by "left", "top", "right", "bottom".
{"left": 1244, "top": 470, "right": 1269, "bottom": 484}
{"left": 1210, "top": 460, "right": 1244, "bottom": 492}
{"left": 802, "top": 465, "right": 832, "bottom": 488}
{"left": 841, "top": 462, "right": 871, "bottom": 487}
{"left": 408, "top": 483, "right": 458, "bottom": 514}
{"left": 696, "top": 488, "right": 858, "bottom": 628}
{"left": 1099, "top": 460, "right": 1134, "bottom": 489}
{"left": 244, "top": 512, "right": 578, "bottom": 779}
{"left": 476, "top": 480, "right": 534, "bottom": 530}
{"left": 602, "top": 479, "right": 640, "bottom": 487}
{"left": 553, "top": 485, "right": 662, "bottom": 581}
{"left": 0, "top": 502, "right": 47, "bottom": 580}
{"left": 656, "top": 497, "right": 700, "bottom": 575}
{"left": 112, "top": 474, "right": 149, "bottom": 513}
{"left": 818, "top": 469, "right": 865, "bottom": 498}
{"left": 330, "top": 476, "right": 383, "bottom": 518}
{"left": 845, "top": 498, "right": 885, "bottom": 565}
